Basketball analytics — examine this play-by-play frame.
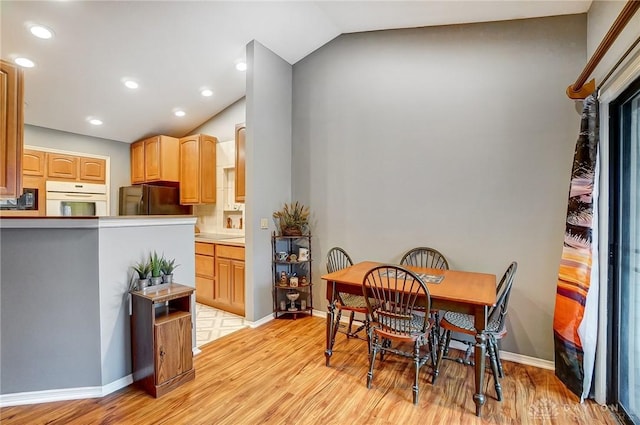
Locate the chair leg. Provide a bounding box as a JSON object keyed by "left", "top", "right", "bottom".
{"left": 443, "top": 329, "right": 452, "bottom": 356}
{"left": 495, "top": 338, "right": 505, "bottom": 378}
{"left": 487, "top": 336, "right": 502, "bottom": 401}
{"left": 433, "top": 329, "right": 449, "bottom": 384}
{"left": 413, "top": 341, "right": 420, "bottom": 405}
{"left": 346, "top": 311, "right": 355, "bottom": 338}
{"left": 367, "top": 334, "right": 378, "bottom": 389}
{"left": 365, "top": 316, "right": 372, "bottom": 358}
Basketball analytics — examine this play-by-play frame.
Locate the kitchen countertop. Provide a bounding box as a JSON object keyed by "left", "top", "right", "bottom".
{"left": 195, "top": 232, "right": 245, "bottom": 247}
{"left": 0, "top": 215, "right": 196, "bottom": 229}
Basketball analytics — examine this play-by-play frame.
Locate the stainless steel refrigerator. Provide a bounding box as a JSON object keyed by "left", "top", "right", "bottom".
{"left": 119, "top": 184, "right": 193, "bottom": 215}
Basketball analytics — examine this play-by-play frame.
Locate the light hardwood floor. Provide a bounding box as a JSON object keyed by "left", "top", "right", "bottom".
{"left": 1, "top": 316, "right": 618, "bottom": 425}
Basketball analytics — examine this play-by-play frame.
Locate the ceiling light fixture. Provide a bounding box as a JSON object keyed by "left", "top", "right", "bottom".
{"left": 14, "top": 57, "right": 35, "bottom": 68}
{"left": 88, "top": 118, "right": 103, "bottom": 126}
{"left": 124, "top": 80, "right": 139, "bottom": 89}
{"left": 235, "top": 61, "right": 247, "bottom": 72}
{"left": 174, "top": 110, "right": 186, "bottom": 117}
{"left": 29, "top": 24, "right": 54, "bottom": 39}
{"left": 201, "top": 89, "right": 213, "bottom": 97}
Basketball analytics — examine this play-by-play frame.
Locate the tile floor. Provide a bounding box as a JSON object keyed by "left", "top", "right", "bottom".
{"left": 195, "top": 303, "right": 248, "bottom": 347}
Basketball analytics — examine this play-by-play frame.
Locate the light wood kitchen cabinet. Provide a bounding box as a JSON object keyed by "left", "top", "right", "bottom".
{"left": 131, "top": 283, "right": 195, "bottom": 398}
{"left": 130, "top": 135, "right": 179, "bottom": 184}
{"left": 48, "top": 153, "right": 79, "bottom": 180}
{"left": 214, "top": 244, "right": 245, "bottom": 316}
{"left": 234, "top": 123, "right": 245, "bottom": 203}
{"left": 179, "top": 134, "right": 217, "bottom": 205}
{"left": 195, "top": 242, "right": 215, "bottom": 305}
{"left": 23, "top": 150, "right": 46, "bottom": 177}
{"left": 46, "top": 152, "right": 106, "bottom": 183}
{"left": 0, "top": 59, "right": 24, "bottom": 199}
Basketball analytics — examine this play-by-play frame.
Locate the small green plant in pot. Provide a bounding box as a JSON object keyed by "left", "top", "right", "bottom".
{"left": 161, "top": 257, "right": 179, "bottom": 284}
{"left": 131, "top": 260, "right": 151, "bottom": 291}
{"left": 149, "top": 251, "right": 163, "bottom": 286}
{"left": 272, "top": 201, "right": 310, "bottom": 236}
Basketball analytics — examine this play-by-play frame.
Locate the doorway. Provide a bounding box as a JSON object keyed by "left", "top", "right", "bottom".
{"left": 609, "top": 75, "right": 640, "bottom": 424}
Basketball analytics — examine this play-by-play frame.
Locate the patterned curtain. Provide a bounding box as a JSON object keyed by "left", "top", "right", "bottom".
{"left": 553, "top": 93, "right": 599, "bottom": 401}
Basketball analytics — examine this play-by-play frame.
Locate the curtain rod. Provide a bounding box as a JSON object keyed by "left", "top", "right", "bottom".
{"left": 566, "top": 0, "right": 640, "bottom": 100}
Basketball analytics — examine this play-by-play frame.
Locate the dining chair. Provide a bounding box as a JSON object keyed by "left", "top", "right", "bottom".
{"left": 433, "top": 261, "right": 518, "bottom": 400}
{"left": 399, "top": 246, "right": 449, "bottom": 363}
{"left": 362, "top": 265, "right": 438, "bottom": 405}
{"left": 326, "top": 247, "right": 371, "bottom": 343}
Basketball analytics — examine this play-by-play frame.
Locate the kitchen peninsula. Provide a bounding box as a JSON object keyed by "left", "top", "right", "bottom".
{"left": 0, "top": 215, "right": 196, "bottom": 406}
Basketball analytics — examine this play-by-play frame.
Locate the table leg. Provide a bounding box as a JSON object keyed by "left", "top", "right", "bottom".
{"left": 325, "top": 281, "right": 337, "bottom": 366}
{"left": 473, "top": 306, "right": 488, "bottom": 417}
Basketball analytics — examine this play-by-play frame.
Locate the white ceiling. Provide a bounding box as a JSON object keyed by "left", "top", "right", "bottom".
{"left": 1, "top": 1, "right": 591, "bottom": 144}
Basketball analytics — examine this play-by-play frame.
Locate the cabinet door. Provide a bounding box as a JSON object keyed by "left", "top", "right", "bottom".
{"left": 179, "top": 136, "right": 200, "bottom": 204}
{"left": 158, "top": 136, "right": 179, "bottom": 182}
{"left": 231, "top": 260, "right": 245, "bottom": 315}
{"left": 154, "top": 315, "right": 192, "bottom": 385}
{"left": 234, "top": 124, "right": 245, "bottom": 203}
{"left": 215, "top": 257, "right": 232, "bottom": 306}
{"left": 0, "top": 60, "right": 23, "bottom": 198}
{"left": 130, "top": 141, "right": 145, "bottom": 184}
{"left": 47, "top": 154, "right": 78, "bottom": 180}
{"left": 23, "top": 150, "right": 45, "bottom": 177}
{"left": 144, "top": 136, "right": 161, "bottom": 181}
{"left": 200, "top": 135, "right": 217, "bottom": 204}
{"left": 79, "top": 157, "right": 106, "bottom": 182}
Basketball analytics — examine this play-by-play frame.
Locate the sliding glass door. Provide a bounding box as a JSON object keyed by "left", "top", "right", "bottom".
{"left": 610, "top": 76, "right": 640, "bottom": 425}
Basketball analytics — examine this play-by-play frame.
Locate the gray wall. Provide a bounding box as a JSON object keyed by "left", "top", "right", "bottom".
{"left": 24, "top": 124, "right": 131, "bottom": 215}
{"left": 1, "top": 229, "right": 102, "bottom": 392}
{"left": 245, "top": 40, "right": 292, "bottom": 321}
{"left": 292, "top": 15, "right": 586, "bottom": 361}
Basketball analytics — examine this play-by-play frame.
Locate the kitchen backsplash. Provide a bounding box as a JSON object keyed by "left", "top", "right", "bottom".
{"left": 194, "top": 139, "right": 244, "bottom": 235}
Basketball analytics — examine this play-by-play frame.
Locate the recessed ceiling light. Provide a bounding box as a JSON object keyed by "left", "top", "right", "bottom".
{"left": 88, "top": 118, "right": 103, "bottom": 126}
{"left": 14, "top": 57, "right": 35, "bottom": 68}
{"left": 174, "top": 110, "right": 186, "bottom": 117}
{"left": 29, "top": 24, "right": 54, "bottom": 39}
{"left": 235, "top": 61, "right": 247, "bottom": 72}
{"left": 201, "top": 89, "right": 213, "bottom": 97}
{"left": 124, "top": 80, "right": 139, "bottom": 89}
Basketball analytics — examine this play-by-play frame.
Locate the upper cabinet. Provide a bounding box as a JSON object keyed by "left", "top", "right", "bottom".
{"left": 46, "top": 152, "right": 106, "bottom": 183}
{"left": 234, "top": 123, "right": 246, "bottom": 203}
{"left": 23, "top": 149, "right": 46, "bottom": 177}
{"left": 0, "top": 60, "right": 24, "bottom": 198}
{"left": 179, "top": 134, "right": 217, "bottom": 204}
{"left": 130, "top": 135, "right": 179, "bottom": 184}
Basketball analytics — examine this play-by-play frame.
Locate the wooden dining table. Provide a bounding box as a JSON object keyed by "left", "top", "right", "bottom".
{"left": 321, "top": 261, "right": 497, "bottom": 417}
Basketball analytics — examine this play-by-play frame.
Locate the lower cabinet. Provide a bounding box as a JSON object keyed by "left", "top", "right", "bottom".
{"left": 195, "top": 241, "right": 245, "bottom": 316}
{"left": 131, "top": 283, "right": 195, "bottom": 398}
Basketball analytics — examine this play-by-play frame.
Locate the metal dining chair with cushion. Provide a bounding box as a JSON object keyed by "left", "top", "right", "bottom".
{"left": 363, "top": 265, "right": 438, "bottom": 405}
{"left": 326, "top": 247, "right": 372, "bottom": 344}
{"left": 434, "top": 261, "right": 518, "bottom": 400}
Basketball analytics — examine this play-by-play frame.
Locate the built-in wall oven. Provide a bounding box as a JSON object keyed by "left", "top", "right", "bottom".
{"left": 46, "top": 181, "right": 108, "bottom": 216}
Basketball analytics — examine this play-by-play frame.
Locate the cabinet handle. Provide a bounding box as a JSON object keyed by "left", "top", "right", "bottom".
{"left": 160, "top": 348, "right": 165, "bottom": 358}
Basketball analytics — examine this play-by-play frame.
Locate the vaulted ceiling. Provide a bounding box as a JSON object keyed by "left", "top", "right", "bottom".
{"left": 1, "top": 1, "right": 591, "bottom": 143}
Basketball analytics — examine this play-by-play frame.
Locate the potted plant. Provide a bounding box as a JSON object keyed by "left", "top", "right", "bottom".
{"left": 161, "top": 257, "right": 179, "bottom": 284}
{"left": 132, "top": 260, "right": 151, "bottom": 290}
{"left": 149, "top": 251, "right": 163, "bottom": 286}
{"left": 272, "top": 201, "right": 310, "bottom": 236}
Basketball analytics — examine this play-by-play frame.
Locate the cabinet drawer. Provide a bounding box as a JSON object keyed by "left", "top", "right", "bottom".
{"left": 195, "top": 276, "right": 214, "bottom": 301}
{"left": 195, "top": 242, "right": 214, "bottom": 256}
{"left": 195, "top": 254, "right": 214, "bottom": 278}
{"left": 216, "top": 245, "right": 244, "bottom": 261}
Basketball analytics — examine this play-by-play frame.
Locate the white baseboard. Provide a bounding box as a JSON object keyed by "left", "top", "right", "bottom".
{"left": 448, "top": 340, "right": 554, "bottom": 370}
{"left": 247, "top": 313, "right": 274, "bottom": 328}
{"left": 0, "top": 374, "right": 133, "bottom": 407}
{"left": 193, "top": 346, "right": 202, "bottom": 356}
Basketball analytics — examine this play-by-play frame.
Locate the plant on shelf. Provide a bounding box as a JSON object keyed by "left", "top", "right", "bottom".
{"left": 131, "top": 260, "right": 151, "bottom": 291}
{"left": 272, "top": 201, "right": 310, "bottom": 236}
{"left": 149, "top": 251, "right": 164, "bottom": 285}
{"left": 161, "top": 257, "right": 180, "bottom": 284}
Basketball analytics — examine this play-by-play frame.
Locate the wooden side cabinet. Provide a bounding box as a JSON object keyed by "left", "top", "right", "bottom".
{"left": 131, "top": 283, "right": 195, "bottom": 398}
{"left": 0, "top": 59, "right": 24, "bottom": 198}
{"left": 234, "top": 123, "right": 245, "bottom": 203}
{"left": 179, "top": 134, "right": 217, "bottom": 204}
